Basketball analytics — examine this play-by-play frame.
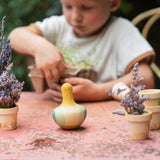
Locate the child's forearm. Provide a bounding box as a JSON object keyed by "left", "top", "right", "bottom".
{"left": 8, "top": 26, "right": 48, "bottom": 56}
{"left": 97, "top": 62, "right": 154, "bottom": 101}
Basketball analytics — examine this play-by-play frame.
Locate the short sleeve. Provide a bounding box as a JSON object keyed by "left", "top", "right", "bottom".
{"left": 115, "top": 18, "right": 155, "bottom": 76}
{"left": 35, "top": 15, "right": 68, "bottom": 43}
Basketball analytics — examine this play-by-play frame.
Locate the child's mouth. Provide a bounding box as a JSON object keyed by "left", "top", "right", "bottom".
{"left": 74, "top": 25, "right": 84, "bottom": 30}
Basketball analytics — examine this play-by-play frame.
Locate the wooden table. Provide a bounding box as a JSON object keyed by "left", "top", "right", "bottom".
{"left": 0, "top": 92, "right": 160, "bottom": 160}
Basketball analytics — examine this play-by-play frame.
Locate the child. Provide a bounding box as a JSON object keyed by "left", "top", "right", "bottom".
{"left": 8, "top": 0, "right": 155, "bottom": 102}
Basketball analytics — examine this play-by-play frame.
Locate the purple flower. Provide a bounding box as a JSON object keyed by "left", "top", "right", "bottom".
{"left": 120, "top": 63, "right": 148, "bottom": 115}
{"left": 0, "top": 16, "right": 24, "bottom": 108}
{"left": 117, "top": 88, "right": 126, "bottom": 95}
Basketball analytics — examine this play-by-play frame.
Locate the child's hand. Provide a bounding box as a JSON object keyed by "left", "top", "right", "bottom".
{"left": 46, "top": 77, "right": 104, "bottom": 102}
{"left": 34, "top": 43, "right": 67, "bottom": 81}
{"left": 45, "top": 82, "right": 62, "bottom": 103}
{"left": 64, "top": 77, "right": 101, "bottom": 101}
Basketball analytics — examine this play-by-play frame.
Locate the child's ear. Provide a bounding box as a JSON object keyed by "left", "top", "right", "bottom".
{"left": 110, "top": 0, "right": 121, "bottom": 12}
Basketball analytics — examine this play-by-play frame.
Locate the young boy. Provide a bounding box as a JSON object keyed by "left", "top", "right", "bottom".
{"left": 8, "top": 0, "right": 155, "bottom": 102}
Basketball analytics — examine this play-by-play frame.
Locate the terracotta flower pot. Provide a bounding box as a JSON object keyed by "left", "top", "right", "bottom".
{"left": 139, "top": 89, "right": 160, "bottom": 106}
{"left": 145, "top": 105, "right": 160, "bottom": 129}
{"left": 28, "top": 73, "right": 47, "bottom": 93}
{"left": 139, "top": 89, "right": 160, "bottom": 129}
{"left": 28, "top": 65, "right": 47, "bottom": 93}
{"left": 65, "top": 66, "right": 97, "bottom": 82}
{"left": 0, "top": 106, "right": 18, "bottom": 130}
{"left": 125, "top": 111, "right": 152, "bottom": 140}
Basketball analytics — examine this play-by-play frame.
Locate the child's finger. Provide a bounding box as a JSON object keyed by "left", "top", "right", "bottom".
{"left": 59, "top": 61, "right": 69, "bottom": 78}
{"left": 45, "top": 70, "right": 53, "bottom": 80}
{"left": 64, "top": 77, "right": 86, "bottom": 85}
{"left": 39, "top": 69, "right": 45, "bottom": 78}
{"left": 58, "top": 63, "right": 65, "bottom": 77}
{"left": 51, "top": 96, "right": 62, "bottom": 103}
{"left": 47, "top": 88, "right": 62, "bottom": 96}
{"left": 51, "top": 68, "right": 60, "bottom": 80}
{"left": 46, "top": 88, "right": 62, "bottom": 101}
{"left": 51, "top": 82, "right": 61, "bottom": 92}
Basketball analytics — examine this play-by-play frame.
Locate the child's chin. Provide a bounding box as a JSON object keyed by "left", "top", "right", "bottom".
{"left": 73, "top": 30, "right": 90, "bottom": 38}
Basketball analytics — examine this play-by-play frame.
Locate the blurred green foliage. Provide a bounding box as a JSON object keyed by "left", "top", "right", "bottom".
{"left": 0, "top": 0, "right": 62, "bottom": 35}
{"left": 0, "top": 0, "right": 62, "bottom": 91}
{"left": 0, "top": 0, "right": 160, "bottom": 90}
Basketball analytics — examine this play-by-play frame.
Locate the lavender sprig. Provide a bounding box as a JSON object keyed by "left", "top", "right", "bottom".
{"left": 0, "top": 16, "right": 24, "bottom": 108}
{"left": 0, "top": 16, "right": 12, "bottom": 75}
{"left": 107, "top": 62, "right": 149, "bottom": 115}
{"left": 121, "top": 62, "right": 149, "bottom": 115}
{"left": 0, "top": 70, "right": 24, "bottom": 108}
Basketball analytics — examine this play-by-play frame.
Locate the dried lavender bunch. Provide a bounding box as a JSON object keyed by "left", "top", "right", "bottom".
{"left": 0, "top": 16, "right": 12, "bottom": 75}
{"left": 0, "top": 65, "right": 24, "bottom": 108}
{"left": 0, "top": 16, "right": 24, "bottom": 108}
{"left": 121, "top": 63, "right": 149, "bottom": 115}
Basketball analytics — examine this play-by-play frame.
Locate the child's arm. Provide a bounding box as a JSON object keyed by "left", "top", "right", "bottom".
{"left": 8, "top": 26, "right": 66, "bottom": 80}
{"left": 64, "top": 62, "right": 154, "bottom": 101}
{"left": 45, "top": 62, "right": 154, "bottom": 102}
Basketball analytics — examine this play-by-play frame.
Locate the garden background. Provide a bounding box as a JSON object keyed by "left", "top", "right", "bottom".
{"left": 1, "top": 0, "right": 160, "bottom": 91}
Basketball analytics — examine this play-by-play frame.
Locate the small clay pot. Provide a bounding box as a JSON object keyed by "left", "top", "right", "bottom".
{"left": 28, "top": 65, "right": 47, "bottom": 93}
{"left": 139, "top": 89, "right": 160, "bottom": 106}
{"left": 65, "top": 66, "right": 97, "bottom": 82}
{"left": 139, "top": 89, "right": 160, "bottom": 129}
{"left": 125, "top": 110, "right": 152, "bottom": 140}
{"left": 145, "top": 105, "right": 160, "bottom": 129}
{"left": 28, "top": 73, "right": 48, "bottom": 93}
{"left": 0, "top": 106, "right": 18, "bottom": 130}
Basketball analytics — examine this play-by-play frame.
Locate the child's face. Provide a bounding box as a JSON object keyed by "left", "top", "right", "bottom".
{"left": 61, "top": 0, "right": 113, "bottom": 37}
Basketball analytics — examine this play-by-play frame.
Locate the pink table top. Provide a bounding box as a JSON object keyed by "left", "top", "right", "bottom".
{"left": 0, "top": 92, "right": 160, "bottom": 160}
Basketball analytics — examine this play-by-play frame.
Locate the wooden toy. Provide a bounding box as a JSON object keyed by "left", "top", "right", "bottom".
{"left": 52, "top": 83, "right": 87, "bottom": 129}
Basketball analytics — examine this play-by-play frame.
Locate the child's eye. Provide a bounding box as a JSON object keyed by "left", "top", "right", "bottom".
{"left": 81, "top": 5, "right": 93, "bottom": 10}
{"left": 64, "top": 5, "right": 72, "bottom": 10}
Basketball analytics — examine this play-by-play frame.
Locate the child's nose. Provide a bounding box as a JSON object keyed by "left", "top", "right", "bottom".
{"left": 71, "top": 8, "right": 82, "bottom": 22}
